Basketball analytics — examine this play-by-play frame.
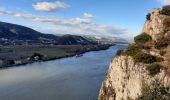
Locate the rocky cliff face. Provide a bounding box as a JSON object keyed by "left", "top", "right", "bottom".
{"left": 99, "top": 6, "right": 170, "bottom": 100}
{"left": 99, "top": 56, "right": 170, "bottom": 100}
{"left": 143, "top": 7, "right": 170, "bottom": 41}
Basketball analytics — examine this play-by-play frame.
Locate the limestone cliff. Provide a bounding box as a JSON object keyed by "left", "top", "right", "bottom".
{"left": 99, "top": 6, "right": 170, "bottom": 100}
{"left": 99, "top": 55, "right": 170, "bottom": 100}
{"left": 142, "top": 7, "right": 170, "bottom": 40}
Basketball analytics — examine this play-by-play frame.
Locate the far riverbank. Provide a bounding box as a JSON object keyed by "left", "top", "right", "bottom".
{"left": 0, "top": 44, "right": 115, "bottom": 69}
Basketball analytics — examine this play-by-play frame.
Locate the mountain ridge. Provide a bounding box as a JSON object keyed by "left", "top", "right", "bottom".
{"left": 0, "top": 21, "right": 98, "bottom": 45}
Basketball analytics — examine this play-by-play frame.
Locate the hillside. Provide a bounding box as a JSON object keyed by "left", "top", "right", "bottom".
{"left": 0, "top": 21, "right": 97, "bottom": 45}
{"left": 0, "top": 21, "right": 57, "bottom": 40}
{"left": 99, "top": 6, "right": 170, "bottom": 100}
{"left": 58, "top": 35, "right": 97, "bottom": 45}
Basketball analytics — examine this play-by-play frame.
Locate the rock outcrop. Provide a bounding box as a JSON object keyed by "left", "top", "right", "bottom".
{"left": 99, "top": 6, "right": 170, "bottom": 100}
{"left": 99, "top": 56, "right": 170, "bottom": 100}
{"left": 143, "top": 7, "right": 170, "bottom": 41}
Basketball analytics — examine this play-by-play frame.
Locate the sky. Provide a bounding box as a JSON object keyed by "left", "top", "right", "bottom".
{"left": 0, "top": 0, "right": 169, "bottom": 40}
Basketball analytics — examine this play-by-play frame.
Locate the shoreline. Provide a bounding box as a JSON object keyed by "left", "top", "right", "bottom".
{"left": 0, "top": 44, "right": 115, "bottom": 69}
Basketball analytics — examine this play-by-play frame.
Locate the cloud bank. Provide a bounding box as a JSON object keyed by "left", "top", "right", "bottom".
{"left": 0, "top": 8, "right": 128, "bottom": 36}
{"left": 33, "top": 1, "right": 70, "bottom": 11}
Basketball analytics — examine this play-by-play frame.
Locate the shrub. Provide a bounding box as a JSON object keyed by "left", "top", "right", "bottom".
{"left": 146, "top": 64, "right": 162, "bottom": 75}
{"left": 154, "top": 39, "right": 168, "bottom": 49}
{"left": 116, "top": 49, "right": 124, "bottom": 56}
{"left": 160, "top": 50, "right": 166, "bottom": 56}
{"left": 133, "top": 52, "right": 157, "bottom": 64}
{"left": 159, "top": 9, "right": 170, "bottom": 15}
{"left": 156, "top": 57, "right": 164, "bottom": 62}
{"left": 146, "top": 13, "right": 151, "bottom": 20}
{"left": 2, "top": 60, "right": 15, "bottom": 67}
{"left": 134, "top": 33, "right": 152, "bottom": 44}
{"left": 30, "top": 53, "right": 44, "bottom": 60}
{"left": 125, "top": 44, "right": 141, "bottom": 56}
{"left": 137, "top": 80, "right": 170, "bottom": 100}
{"left": 137, "top": 43, "right": 151, "bottom": 50}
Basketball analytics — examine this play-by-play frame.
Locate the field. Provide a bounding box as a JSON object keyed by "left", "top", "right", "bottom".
{"left": 0, "top": 44, "right": 112, "bottom": 68}
{"left": 0, "top": 45, "right": 85, "bottom": 60}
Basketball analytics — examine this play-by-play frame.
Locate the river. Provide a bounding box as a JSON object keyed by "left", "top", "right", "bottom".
{"left": 0, "top": 44, "right": 127, "bottom": 100}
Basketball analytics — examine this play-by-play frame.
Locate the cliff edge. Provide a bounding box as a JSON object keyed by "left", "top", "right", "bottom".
{"left": 99, "top": 6, "right": 170, "bottom": 100}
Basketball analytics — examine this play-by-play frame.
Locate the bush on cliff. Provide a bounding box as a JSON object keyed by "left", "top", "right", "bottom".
{"left": 159, "top": 9, "right": 170, "bottom": 16}
{"left": 133, "top": 52, "right": 159, "bottom": 64}
{"left": 146, "top": 64, "right": 162, "bottom": 76}
{"left": 137, "top": 43, "right": 151, "bottom": 50}
{"left": 137, "top": 80, "right": 170, "bottom": 100}
{"left": 116, "top": 49, "right": 124, "bottom": 56}
{"left": 154, "top": 39, "right": 168, "bottom": 49}
{"left": 146, "top": 13, "right": 151, "bottom": 20}
{"left": 125, "top": 42, "right": 151, "bottom": 56}
{"left": 160, "top": 50, "right": 166, "bottom": 56}
{"left": 125, "top": 44, "right": 141, "bottom": 56}
{"left": 134, "top": 33, "right": 152, "bottom": 44}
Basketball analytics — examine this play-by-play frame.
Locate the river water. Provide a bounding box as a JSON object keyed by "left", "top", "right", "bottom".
{"left": 0, "top": 44, "right": 127, "bottom": 100}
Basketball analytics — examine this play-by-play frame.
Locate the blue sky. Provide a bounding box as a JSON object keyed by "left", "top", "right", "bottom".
{"left": 0, "top": 0, "right": 168, "bottom": 40}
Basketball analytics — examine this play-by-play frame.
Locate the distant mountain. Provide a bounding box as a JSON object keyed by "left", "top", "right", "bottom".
{"left": 0, "top": 21, "right": 96, "bottom": 45}
{"left": 83, "top": 35, "right": 128, "bottom": 44}
{"left": 58, "top": 35, "right": 97, "bottom": 45}
{"left": 0, "top": 21, "right": 57, "bottom": 40}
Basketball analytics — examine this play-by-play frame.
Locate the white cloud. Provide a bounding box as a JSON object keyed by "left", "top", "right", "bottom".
{"left": 33, "top": 1, "right": 70, "bottom": 11}
{"left": 158, "top": 0, "right": 170, "bottom": 4}
{"left": 0, "top": 8, "right": 128, "bottom": 37}
{"left": 70, "top": 17, "right": 91, "bottom": 25}
{"left": 84, "top": 13, "right": 95, "bottom": 19}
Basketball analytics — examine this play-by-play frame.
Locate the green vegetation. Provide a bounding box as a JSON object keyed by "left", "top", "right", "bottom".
{"left": 146, "top": 13, "right": 151, "bottom": 20}
{"left": 154, "top": 39, "right": 168, "bottom": 49}
{"left": 160, "top": 50, "right": 166, "bottom": 56}
{"left": 125, "top": 33, "right": 165, "bottom": 64}
{"left": 36, "top": 48, "right": 68, "bottom": 58}
{"left": 133, "top": 52, "right": 158, "bottom": 64}
{"left": 140, "top": 44, "right": 151, "bottom": 50}
{"left": 116, "top": 50, "right": 124, "bottom": 56}
{"left": 137, "top": 80, "right": 170, "bottom": 100}
{"left": 0, "top": 44, "right": 112, "bottom": 68}
{"left": 2, "top": 60, "right": 15, "bottom": 66}
{"left": 125, "top": 33, "right": 152, "bottom": 58}
{"left": 125, "top": 44, "right": 141, "bottom": 56}
{"left": 156, "top": 57, "right": 164, "bottom": 62}
{"left": 154, "top": 41, "right": 168, "bottom": 49}
{"left": 30, "top": 53, "right": 44, "bottom": 60}
{"left": 159, "top": 9, "right": 170, "bottom": 15}
{"left": 146, "top": 64, "right": 162, "bottom": 76}
{"left": 134, "top": 33, "right": 152, "bottom": 44}
{"left": 124, "top": 31, "right": 167, "bottom": 77}
{"left": 125, "top": 43, "right": 163, "bottom": 64}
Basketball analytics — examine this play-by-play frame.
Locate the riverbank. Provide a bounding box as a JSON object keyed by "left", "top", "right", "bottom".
{"left": 0, "top": 44, "right": 114, "bottom": 69}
